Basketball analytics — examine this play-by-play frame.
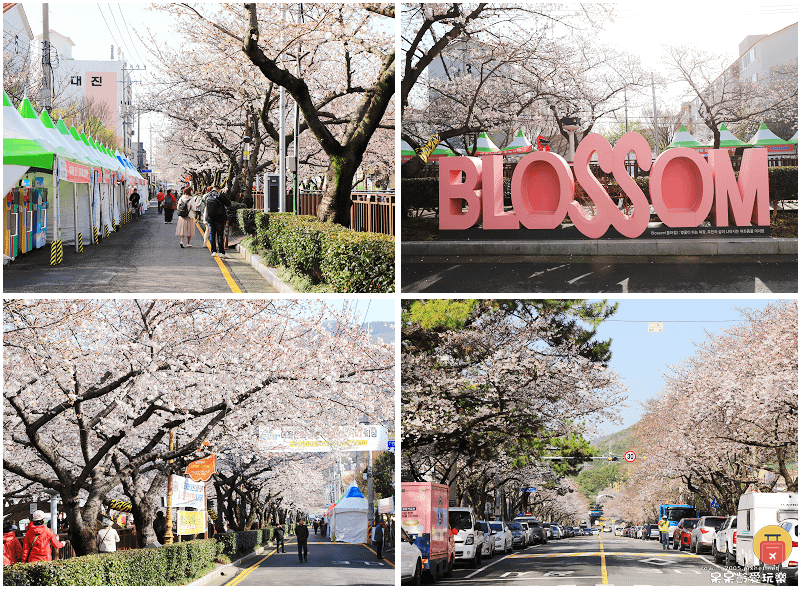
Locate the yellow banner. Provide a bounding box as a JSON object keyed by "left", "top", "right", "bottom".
{"left": 177, "top": 510, "right": 207, "bottom": 536}
{"left": 416, "top": 133, "right": 441, "bottom": 163}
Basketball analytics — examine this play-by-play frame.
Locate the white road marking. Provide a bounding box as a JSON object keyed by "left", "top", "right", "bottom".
{"left": 567, "top": 272, "right": 593, "bottom": 284}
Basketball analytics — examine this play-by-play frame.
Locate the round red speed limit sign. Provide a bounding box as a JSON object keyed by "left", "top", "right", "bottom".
{"left": 624, "top": 450, "right": 636, "bottom": 463}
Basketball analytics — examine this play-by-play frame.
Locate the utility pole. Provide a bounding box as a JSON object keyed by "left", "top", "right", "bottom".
{"left": 41, "top": 4, "right": 52, "bottom": 110}
{"left": 278, "top": 3, "right": 287, "bottom": 212}
{"left": 652, "top": 74, "right": 659, "bottom": 157}
{"left": 293, "top": 3, "right": 303, "bottom": 214}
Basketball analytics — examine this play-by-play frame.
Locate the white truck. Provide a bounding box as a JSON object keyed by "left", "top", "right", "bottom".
{"left": 736, "top": 492, "right": 798, "bottom": 573}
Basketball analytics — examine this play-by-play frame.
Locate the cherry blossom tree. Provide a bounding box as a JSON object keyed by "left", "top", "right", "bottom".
{"left": 664, "top": 45, "right": 798, "bottom": 148}
{"left": 402, "top": 299, "right": 627, "bottom": 498}
{"left": 4, "top": 299, "right": 393, "bottom": 555}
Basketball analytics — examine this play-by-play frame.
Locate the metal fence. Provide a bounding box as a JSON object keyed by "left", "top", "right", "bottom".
{"left": 299, "top": 190, "right": 395, "bottom": 236}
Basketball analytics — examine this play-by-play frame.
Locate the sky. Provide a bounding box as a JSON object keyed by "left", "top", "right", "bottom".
{"left": 323, "top": 298, "right": 396, "bottom": 324}
{"left": 589, "top": 297, "right": 786, "bottom": 438}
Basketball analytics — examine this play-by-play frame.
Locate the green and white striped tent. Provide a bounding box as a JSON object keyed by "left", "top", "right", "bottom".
{"left": 748, "top": 122, "right": 787, "bottom": 145}
{"left": 499, "top": 130, "right": 533, "bottom": 155}
{"left": 666, "top": 125, "right": 707, "bottom": 149}
{"left": 428, "top": 145, "right": 457, "bottom": 160}
{"left": 717, "top": 123, "right": 750, "bottom": 148}
{"left": 466, "top": 132, "right": 500, "bottom": 154}
{"left": 789, "top": 131, "right": 798, "bottom": 145}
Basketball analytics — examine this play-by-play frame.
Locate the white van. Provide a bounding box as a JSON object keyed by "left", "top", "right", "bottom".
{"left": 736, "top": 492, "right": 798, "bottom": 570}
{"left": 449, "top": 507, "right": 485, "bottom": 567}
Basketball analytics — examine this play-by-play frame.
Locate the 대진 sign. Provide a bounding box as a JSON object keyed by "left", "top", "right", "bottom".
{"left": 439, "top": 132, "right": 769, "bottom": 239}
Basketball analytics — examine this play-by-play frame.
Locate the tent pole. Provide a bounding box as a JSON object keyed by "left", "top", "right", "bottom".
{"left": 73, "top": 181, "right": 78, "bottom": 251}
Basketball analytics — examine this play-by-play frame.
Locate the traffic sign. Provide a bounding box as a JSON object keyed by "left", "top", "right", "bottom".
{"left": 711, "top": 498, "right": 719, "bottom": 508}
{"left": 388, "top": 440, "right": 395, "bottom": 452}
{"left": 624, "top": 450, "right": 636, "bottom": 463}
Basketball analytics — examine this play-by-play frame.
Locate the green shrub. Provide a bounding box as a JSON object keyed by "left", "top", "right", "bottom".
{"left": 2, "top": 539, "right": 217, "bottom": 586}
{"left": 254, "top": 212, "right": 270, "bottom": 250}
{"left": 227, "top": 201, "right": 247, "bottom": 234}
{"left": 267, "top": 215, "right": 317, "bottom": 266}
{"left": 402, "top": 178, "right": 438, "bottom": 217}
{"left": 320, "top": 231, "right": 395, "bottom": 293}
{"left": 237, "top": 530, "right": 260, "bottom": 554}
{"left": 260, "top": 528, "right": 271, "bottom": 546}
{"left": 216, "top": 532, "right": 237, "bottom": 557}
{"left": 769, "top": 166, "right": 798, "bottom": 202}
{"left": 238, "top": 208, "right": 259, "bottom": 236}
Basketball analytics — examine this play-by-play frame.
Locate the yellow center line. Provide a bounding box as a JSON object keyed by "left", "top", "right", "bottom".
{"left": 193, "top": 219, "right": 241, "bottom": 294}
{"left": 225, "top": 549, "right": 276, "bottom": 586}
{"left": 600, "top": 537, "right": 608, "bottom": 585}
{"left": 360, "top": 542, "right": 395, "bottom": 567}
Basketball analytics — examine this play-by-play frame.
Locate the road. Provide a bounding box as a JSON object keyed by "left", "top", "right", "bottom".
{"left": 401, "top": 260, "right": 797, "bottom": 293}
{"left": 4, "top": 199, "right": 277, "bottom": 294}
{"left": 205, "top": 535, "right": 394, "bottom": 586}
{"left": 437, "top": 533, "right": 766, "bottom": 586}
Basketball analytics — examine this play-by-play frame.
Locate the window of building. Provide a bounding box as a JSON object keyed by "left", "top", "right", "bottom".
{"left": 749, "top": 48, "right": 756, "bottom": 63}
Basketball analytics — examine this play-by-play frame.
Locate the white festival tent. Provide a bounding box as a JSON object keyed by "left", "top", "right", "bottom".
{"left": 2, "top": 92, "right": 51, "bottom": 195}
{"left": 329, "top": 482, "right": 369, "bottom": 543}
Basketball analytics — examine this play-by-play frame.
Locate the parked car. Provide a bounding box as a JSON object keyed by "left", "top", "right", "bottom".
{"left": 488, "top": 521, "right": 513, "bottom": 554}
{"left": 550, "top": 525, "right": 562, "bottom": 540}
{"left": 592, "top": 528, "right": 600, "bottom": 535}
{"left": 690, "top": 516, "right": 727, "bottom": 554}
{"left": 401, "top": 528, "right": 423, "bottom": 585}
{"left": 507, "top": 521, "right": 528, "bottom": 548}
{"left": 711, "top": 516, "right": 737, "bottom": 566}
{"left": 449, "top": 507, "right": 485, "bottom": 567}
{"left": 777, "top": 517, "right": 798, "bottom": 584}
{"left": 514, "top": 517, "right": 547, "bottom": 545}
{"left": 477, "top": 521, "right": 495, "bottom": 559}
{"left": 583, "top": 527, "right": 593, "bottom": 536}
{"left": 603, "top": 525, "right": 611, "bottom": 532}
{"left": 636, "top": 525, "right": 644, "bottom": 539}
{"left": 673, "top": 518, "right": 699, "bottom": 551}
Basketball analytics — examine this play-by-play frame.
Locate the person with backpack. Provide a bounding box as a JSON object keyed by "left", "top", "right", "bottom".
{"left": 175, "top": 188, "right": 196, "bottom": 248}
{"left": 3, "top": 521, "right": 22, "bottom": 565}
{"left": 163, "top": 189, "right": 177, "bottom": 223}
{"left": 203, "top": 186, "right": 230, "bottom": 257}
{"left": 21, "top": 510, "right": 64, "bottom": 563}
{"left": 97, "top": 519, "right": 120, "bottom": 554}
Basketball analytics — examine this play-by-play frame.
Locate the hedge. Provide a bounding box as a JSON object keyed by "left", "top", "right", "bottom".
{"left": 237, "top": 530, "right": 261, "bottom": 554}
{"left": 215, "top": 532, "right": 237, "bottom": 557}
{"left": 320, "top": 231, "right": 395, "bottom": 293}
{"left": 238, "top": 208, "right": 259, "bottom": 237}
{"left": 3, "top": 539, "right": 217, "bottom": 586}
{"left": 226, "top": 201, "right": 247, "bottom": 234}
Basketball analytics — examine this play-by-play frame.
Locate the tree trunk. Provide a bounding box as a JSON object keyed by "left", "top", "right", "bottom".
{"left": 317, "top": 153, "right": 358, "bottom": 227}
{"left": 65, "top": 494, "right": 103, "bottom": 556}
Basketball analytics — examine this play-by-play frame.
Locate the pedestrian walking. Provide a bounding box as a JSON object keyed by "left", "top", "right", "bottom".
{"left": 204, "top": 186, "right": 230, "bottom": 257}
{"left": 274, "top": 523, "right": 286, "bottom": 553}
{"left": 192, "top": 191, "right": 203, "bottom": 222}
{"left": 658, "top": 515, "right": 670, "bottom": 550}
{"left": 320, "top": 516, "right": 326, "bottom": 538}
{"left": 156, "top": 189, "right": 166, "bottom": 214}
{"left": 129, "top": 189, "right": 141, "bottom": 219}
{"left": 296, "top": 519, "right": 309, "bottom": 563}
{"left": 3, "top": 522, "right": 22, "bottom": 566}
{"left": 153, "top": 511, "right": 167, "bottom": 545}
{"left": 175, "top": 188, "right": 196, "bottom": 248}
{"left": 372, "top": 521, "right": 384, "bottom": 559}
{"left": 97, "top": 519, "right": 120, "bottom": 554}
{"left": 163, "top": 189, "right": 177, "bottom": 223}
{"left": 21, "top": 510, "right": 65, "bottom": 563}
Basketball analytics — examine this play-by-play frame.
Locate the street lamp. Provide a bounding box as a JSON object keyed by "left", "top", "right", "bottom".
{"left": 560, "top": 116, "right": 581, "bottom": 163}
{"left": 41, "top": 488, "right": 60, "bottom": 535}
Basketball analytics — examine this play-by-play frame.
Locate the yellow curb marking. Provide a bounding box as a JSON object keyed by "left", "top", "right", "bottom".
{"left": 194, "top": 219, "right": 241, "bottom": 294}
{"left": 360, "top": 542, "right": 395, "bottom": 567}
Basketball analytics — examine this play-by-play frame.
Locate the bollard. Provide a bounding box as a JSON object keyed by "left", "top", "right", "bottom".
{"left": 93, "top": 226, "right": 99, "bottom": 244}
{"left": 104, "top": 224, "right": 109, "bottom": 238}
{"left": 224, "top": 221, "right": 229, "bottom": 248}
{"left": 50, "top": 240, "right": 62, "bottom": 265}
{"left": 78, "top": 232, "right": 83, "bottom": 253}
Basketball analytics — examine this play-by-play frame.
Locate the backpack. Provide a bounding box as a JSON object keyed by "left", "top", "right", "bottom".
{"left": 205, "top": 192, "right": 223, "bottom": 222}
{"left": 177, "top": 199, "right": 190, "bottom": 218}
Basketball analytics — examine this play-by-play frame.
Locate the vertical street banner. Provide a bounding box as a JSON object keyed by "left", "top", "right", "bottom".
{"left": 170, "top": 475, "right": 206, "bottom": 509}
{"left": 177, "top": 510, "right": 207, "bottom": 535}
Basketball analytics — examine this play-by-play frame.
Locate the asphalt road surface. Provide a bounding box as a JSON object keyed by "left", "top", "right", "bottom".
{"left": 438, "top": 533, "right": 769, "bottom": 586}
{"left": 4, "top": 199, "right": 277, "bottom": 294}
{"left": 205, "top": 536, "right": 394, "bottom": 586}
{"left": 401, "top": 260, "right": 797, "bottom": 293}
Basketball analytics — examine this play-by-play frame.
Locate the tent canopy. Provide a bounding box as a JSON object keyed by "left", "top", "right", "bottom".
{"left": 667, "top": 125, "right": 706, "bottom": 148}
{"left": 331, "top": 482, "right": 368, "bottom": 543}
{"left": 748, "top": 122, "right": 789, "bottom": 146}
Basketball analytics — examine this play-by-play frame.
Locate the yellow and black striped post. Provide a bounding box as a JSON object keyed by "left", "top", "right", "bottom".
{"left": 93, "top": 226, "right": 99, "bottom": 244}
{"left": 78, "top": 233, "right": 83, "bottom": 253}
{"left": 49, "top": 240, "right": 62, "bottom": 265}
{"left": 104, "top": 224, "right": 110, "bottom": 238}
{"left": 114, "top": 222, "right": 120, "bottom": 232}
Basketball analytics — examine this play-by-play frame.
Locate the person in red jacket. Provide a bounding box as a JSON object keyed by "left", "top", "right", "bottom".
{"left": 3, "top": 521, "right": 22, "bottom": 565}
{"left": 156, "top": 190, "right": 166, "bottom": 214}
{"left": 21, "top": 511, "right": 64, "bottom": 563}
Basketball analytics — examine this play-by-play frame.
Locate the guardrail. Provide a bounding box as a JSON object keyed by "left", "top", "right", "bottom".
{"left": 300, "top": 190, "right": 395, "bottom": 236}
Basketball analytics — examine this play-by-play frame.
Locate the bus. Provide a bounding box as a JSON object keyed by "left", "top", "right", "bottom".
{"left": 658, "top": 504, "right": 697, "bottom": 546}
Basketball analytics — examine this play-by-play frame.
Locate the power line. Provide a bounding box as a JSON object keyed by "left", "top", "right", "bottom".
{"left": 105, "top": 3, "right": 135, "bottom": 64}
{"left": 95, "top": 3, "right": 126, "bottom": 60}
{"left": 115, "top": 4, "right": 147, "bottom": 67}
